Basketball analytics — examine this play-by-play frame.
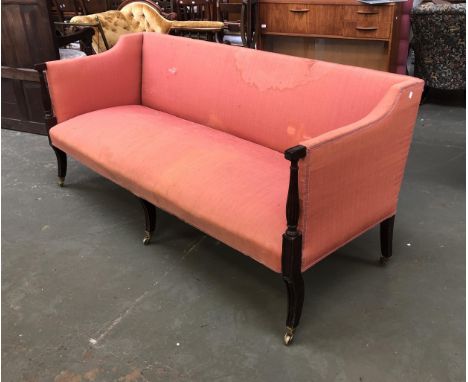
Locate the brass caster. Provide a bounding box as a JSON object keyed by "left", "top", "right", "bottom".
{"left": 58, "top": 177, "right": 65, "bottom": 187}
{"left": 380, "top": 255, "right": 391, "bottom": 265}
{"left": 142, "top": 230, "right": 152, "bottom": 245}
{"left": 283, "top": 327, "right": 295, "bottom": 346}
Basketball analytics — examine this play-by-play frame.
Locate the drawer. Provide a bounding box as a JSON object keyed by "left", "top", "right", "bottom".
{"left": 259, "top": 3, "right": 343, "bottom": 36}
{"left": 260, "top": 3, "right": 311, "bottom": 34}
{"left": 343, "top": 5, "right": 394, "bottom": 39}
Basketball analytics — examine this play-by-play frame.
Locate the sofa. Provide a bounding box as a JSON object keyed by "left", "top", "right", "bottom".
{"left": 70, "top": 0, "right": 224, "bottom": 53}
{"left": 411, "top": 0, "right": 466, "bottom": 90}
{"left": 36, "top": 33, "right": 423, "bottom": 345}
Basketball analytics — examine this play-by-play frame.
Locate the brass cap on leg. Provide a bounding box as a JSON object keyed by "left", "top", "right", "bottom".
{"left": 283, "top": 326, "right": 295, "bottom": 345}
{"left": 142, "top": 230, "right": 152, "bottom": 245}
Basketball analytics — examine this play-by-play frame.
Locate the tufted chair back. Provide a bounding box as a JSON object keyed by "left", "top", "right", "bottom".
{"left": 71, "top": 1, "right": 223, "bottom": 53}
{"left": 70, "top": 3, "right": 173, "bottom": 53}
{"left": 120, "top": 2, "right": 173, "bottom": 33}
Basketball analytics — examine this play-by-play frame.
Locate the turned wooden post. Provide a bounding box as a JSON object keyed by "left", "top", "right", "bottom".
{"left": 281, "top": 144, "right": 307, "bottom": 345}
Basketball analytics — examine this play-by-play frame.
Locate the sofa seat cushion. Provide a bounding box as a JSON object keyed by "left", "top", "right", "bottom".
{"left": 50, "top": 105, "right": 289, "bottom": 272}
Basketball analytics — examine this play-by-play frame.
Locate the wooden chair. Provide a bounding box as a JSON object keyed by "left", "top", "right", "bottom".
{"left": 217, "top": 0, "right": 256, "bottom": 47}
{"left": 52, "top": 0, "right": 84, "bottom": 21}
{"left": 152, "top": 0, "right": 174, "bottom": 14}
{"left": 176, "top": 0, "right": 215, "bottom": 21}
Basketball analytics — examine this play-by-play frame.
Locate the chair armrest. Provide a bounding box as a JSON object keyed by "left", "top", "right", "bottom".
{"left": 55, "top": 24, "right": 95, "bottom": 55}
{"left": 170, "top": 20, "right": 224, "bottom": 31}
{"left": 37, "top": 33, "right": 143, "bottom": 125}
{"left": 296, "top": 79, "right": 424, "bottom": 271}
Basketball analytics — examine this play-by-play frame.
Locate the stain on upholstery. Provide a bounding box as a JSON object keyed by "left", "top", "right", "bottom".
{"left": 233, "top": 50, "right": 334, "bottom": 92}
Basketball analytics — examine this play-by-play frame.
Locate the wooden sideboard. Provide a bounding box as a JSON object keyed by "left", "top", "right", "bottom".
{"left": 257, "top": 0, "right": 402, "bottom": 72}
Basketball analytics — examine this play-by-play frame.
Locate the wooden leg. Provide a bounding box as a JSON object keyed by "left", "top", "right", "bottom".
{"left": 282, "top": 145, "right": 307, "bottom": 345}
{"left": 380, "top": 215, "right": 395, "bottom": 264}
{"left": 52, "top": 146, "right": 67, "bottom": 187}
{"left": 282, "top": 232, "right": 304, "bottom": 345}
{"left": 138, "top": 198, "right": 156, "bottom": 245}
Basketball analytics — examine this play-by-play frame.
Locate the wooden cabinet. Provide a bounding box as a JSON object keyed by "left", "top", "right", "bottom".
{"left": 1, "top": 0, "right": 59, "bottom": 135}
{"left": 258, "top": 0, "right": 402, "bottom": 72}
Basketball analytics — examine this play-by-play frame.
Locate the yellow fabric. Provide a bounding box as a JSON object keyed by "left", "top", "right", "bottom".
{"left": 120, "top": 2, "right": 172, "bottom": 34}
{"left": 71, "top": 2, "right": 223, "bottom": 53}
{"left": 71, "top": 11, "right": 132, "bottom": 53}
{"left": 171, "top": 20, "right": 224, "bottom": 30}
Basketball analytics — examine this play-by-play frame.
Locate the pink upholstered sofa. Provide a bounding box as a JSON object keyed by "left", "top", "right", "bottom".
{"left": 36, "top": 33, "right": 423, "bottom": 345}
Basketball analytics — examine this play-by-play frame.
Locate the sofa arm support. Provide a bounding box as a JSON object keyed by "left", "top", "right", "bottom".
{"left": 37, "top": 33, "right": 143, "bottom": 124}
{"left": 284, "top": 145, "right": 307, "bottom": 236}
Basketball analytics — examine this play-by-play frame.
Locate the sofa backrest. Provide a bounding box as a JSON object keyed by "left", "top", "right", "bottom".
{"left": 141, "top": 33, "right": 408, "bottom": 152}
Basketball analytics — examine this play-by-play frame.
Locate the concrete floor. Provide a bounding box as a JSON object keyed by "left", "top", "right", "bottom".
{"left": 2, "top": 97, "right": 465, "bottom": 382}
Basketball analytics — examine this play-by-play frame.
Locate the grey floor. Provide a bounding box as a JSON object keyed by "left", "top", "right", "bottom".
{"left": 2, "top": 97, "right": 465, "bottom": 382}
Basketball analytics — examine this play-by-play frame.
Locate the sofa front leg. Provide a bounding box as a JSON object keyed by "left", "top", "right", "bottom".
{"left": 282, "top": 232, "right": 304, "bottom": 345}
{"left": 282, "top": 144, "right": 307, "bottom": 345}
{"left": 380, "top": 215, "right": 395, "bottom": 264}
{"left": 52, "top": 146, "right": 67, "bottom": 187}
{"left": 138, "top": 198, "right": 156, "bottom": 245}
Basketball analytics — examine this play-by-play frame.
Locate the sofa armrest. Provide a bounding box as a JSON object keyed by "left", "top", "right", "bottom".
{"left": 40, "top": 33, "right": 143, "bottom": 124}
{"left": 297, "top": 79, "right": 424, "bottom": 271}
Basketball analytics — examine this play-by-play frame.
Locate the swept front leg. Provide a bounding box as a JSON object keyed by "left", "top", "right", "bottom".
{"left": 380, "top": 215, "right": 395, "bottom": 264}
{"left": 138, "top": 198, "right": 156, "bottom": 245}
{"left": 282, "top": 145, "right": 307, "bottom": 345}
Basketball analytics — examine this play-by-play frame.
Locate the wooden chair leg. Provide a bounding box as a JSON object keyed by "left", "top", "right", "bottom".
{"left": 52, "top": 146, "right": 67, "bottom": 187}
{"left": 282, "top": 233, "right": 304, "bottom": 345}
{"left": 138, "top": 198, "right": 156, "bottom": 245}
{"left": 380, "top": 215, "right": 395, "bottom": 264}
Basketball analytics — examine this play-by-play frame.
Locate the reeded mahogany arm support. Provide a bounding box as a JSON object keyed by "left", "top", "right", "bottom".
{"left": 281, "top": 144, "right": 306, "bottom": 345}
{"left": 35, "top": 63, "right": 56, "bottom": 131}
{"left": 35, "top": 63, "right": 67, "bottom": 186}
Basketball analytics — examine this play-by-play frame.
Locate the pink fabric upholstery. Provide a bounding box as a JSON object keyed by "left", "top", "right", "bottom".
{"left": 49, "top": 105, "right": 289, "bottom": 272}
{"left": 45, "top": 33, "right": 424, "bottom": 274}
{"left": 46, "top": 33, "right": 143, "bottom": 123}
{"left": 141, "top": 33, "right": 408, "bottom": 153}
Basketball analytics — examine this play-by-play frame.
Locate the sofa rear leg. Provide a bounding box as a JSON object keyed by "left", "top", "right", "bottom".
{"left": 52, "top": 146, "right": 67, "bottom": 187}
{"left": 138, "top": 198, "right": 156, "bottom": 245}
{"left": 380, "top": 215, "right": 395, "bottom": 265}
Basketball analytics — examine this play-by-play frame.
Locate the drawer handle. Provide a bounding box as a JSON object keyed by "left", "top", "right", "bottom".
{"left": 355, "top": 26, "right": 378, "bottom": 31}
{"left": 289, "top": 8, "right": 309, "bottom": 12}
{"left": 357, "top": 10, "right": 378, "bottom": 14}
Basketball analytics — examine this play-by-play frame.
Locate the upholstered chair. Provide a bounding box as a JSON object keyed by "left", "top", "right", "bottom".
{"left": 411, "top": 0, "right": 466, "bottom": 90}
{"left": 70, "top": 0, "right": 224, "bottom": 53}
